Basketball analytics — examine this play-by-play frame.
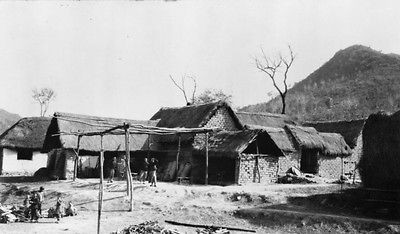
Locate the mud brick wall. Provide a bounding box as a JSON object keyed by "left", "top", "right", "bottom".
{"left": 238, "top": 154, "right": 279, "bottom": 184}
{"left": 278, "top": 152, "right": 300, "bottom": 174}
{"left": 193, "top": 107, "right": 239, "bottom": 148}
{"left": 318, "top": 156, "right": 343, "bottom": 179}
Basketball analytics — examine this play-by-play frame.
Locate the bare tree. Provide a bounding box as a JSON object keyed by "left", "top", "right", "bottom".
{"left": 255, "top": 45, "right": 295, "bottom": 114}
{"left": 32, "top": 88, "right": 56, "bottom": 116}
{"left": 169, "top": 74, "right": 197, "bottom": 105}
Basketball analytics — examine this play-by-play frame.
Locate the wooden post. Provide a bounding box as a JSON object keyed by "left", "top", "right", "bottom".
{"left": 97, "top": 135, "right": 104, "bottom": 234}
{"left": 124, "top": 123, "right": 134, "bottom": 212}
{"left": 124, "top": 123, "right": 131, "bottom": 197}
{"left": 176, "top": 135, "right": 181, "bottom": 181}
{"left": 205, "top": 133, "right": 209, "bottom": 185}
{"left": 255, "top": 139, "right": 260, "bottom": 183}
{"left": 73, "top": 135, "right": 82, "bottom": 181}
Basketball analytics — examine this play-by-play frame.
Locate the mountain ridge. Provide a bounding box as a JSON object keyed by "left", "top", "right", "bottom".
{"left": 240, "top": 45, "right": 400, "bottom": 121}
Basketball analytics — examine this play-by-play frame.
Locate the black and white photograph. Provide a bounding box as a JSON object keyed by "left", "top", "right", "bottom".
{"left": 0, "top": 0, "right": 399, "bottom": 233}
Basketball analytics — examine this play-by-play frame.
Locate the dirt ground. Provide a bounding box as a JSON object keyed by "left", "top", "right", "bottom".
{"left": 0, "top": 178, "right": 399, "bottom": 234}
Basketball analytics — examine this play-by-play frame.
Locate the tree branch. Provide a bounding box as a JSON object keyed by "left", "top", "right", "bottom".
{"left": 169, "top": 75, "right": 189, "bottom": 103}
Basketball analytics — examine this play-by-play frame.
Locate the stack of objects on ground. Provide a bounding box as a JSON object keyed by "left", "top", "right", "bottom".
{"left": 0, "top": 203, "right": 28, "bottom": 223}
{"left": 114, "top": 221, "right": 180, "bottom": 234}
{"left": 277, "top": 167, "right": 333, "bottom": 184}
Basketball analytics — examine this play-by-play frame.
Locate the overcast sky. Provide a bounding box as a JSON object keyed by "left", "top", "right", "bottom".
{"left": 0, "top": 0, "right": 399, "bottom": 120}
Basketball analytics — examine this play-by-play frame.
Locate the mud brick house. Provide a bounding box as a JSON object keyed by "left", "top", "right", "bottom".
{"left": 234, "top": 112, "right": 301, "bottom": 175}
{"left": 194, "top": 129, "right": 285, "bottom": 184}
{"left": 0, "top": 117, "right": 51, "bottom": 175}
{"left": 42, "top": 112, "right": 158, "bottom": 179}
{"left": 245, "top": 125, "right": 299, "bottom": 175}
{"left": 150, "top": 102, "right": 289, "bottom": 184}
{"left": 304, "top": 118, "right": 366, "bottom": 179}
{"left": 285, "top": 125, "right": 352, "bottom": 179}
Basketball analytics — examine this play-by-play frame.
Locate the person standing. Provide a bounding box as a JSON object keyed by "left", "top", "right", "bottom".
{"left": 54, "top": 197, "right": 63, "bottom": 223}
{"left": 108, "top": 157, "right": 117, "bottom": 183}
{"left": 149, "top": 157, "right": 158, "bottom": 187}
{"left": 29, "top": 191, "right": 40, "bottom": 222}
{"left": 37, "top": 187, "right": 44, "bottom": 217}
{"left": 139, "top": 158, "right": 149, "bottom": 184}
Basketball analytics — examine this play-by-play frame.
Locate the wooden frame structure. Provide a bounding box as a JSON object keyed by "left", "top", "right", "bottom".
{"left": 52, "top": 120, "right": 215, "bottom": 234}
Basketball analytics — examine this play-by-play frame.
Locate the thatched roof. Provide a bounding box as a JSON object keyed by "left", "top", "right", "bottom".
{"left": 42, "top": 112, "right": 159, "bottom": 153}
{"left": 319, "top": 133, "right": 352, "bottom": 156}
{"left": 285, "top": 125, "right": 351, "bottom": 156}
{"left": 151, "top": 101, "right": 243, "bottom": 129}
{"left": 0, "top": 117, "right": 52, "bottom": 150}
{"left": 359, "top": 110, "right": 400, "bottom": 189}
{"left": 236, "top": 112, "right": 296, "bottom": 128}
{"left": 195, "top": 130, "right": 258, "bottom": 154}
{"left": 285, "top": 125, "right": 325, "bottom": 150}
{"left": 194, "top": 129, "right": 284, "bottom": 158}
{"left": 245, "top": 125, "right": 296, "bottom": 152}
{"left": 304, "top": 119, "right": 366, "bottom": 148}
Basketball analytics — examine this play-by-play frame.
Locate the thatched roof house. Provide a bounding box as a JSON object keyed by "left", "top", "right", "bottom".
{"left": 151, "top": 101, "right": 242, "bottom": 129}
{"left": 304, "top": 119, "right": 366, "bottom": 148}
{"left": 0, "top": 117, "right": 52, "bottom": 175}
{"left": 0, "top": 117, "right": 51, "bottom": 151}
{"left": 194, "top": 129, "right": 285, "bottom": 157}
{"left": 236, "top": 112, "right": 296, "bottom": 128}
{"left": 245, "top": 125, "right": 296, "bottom": 153}
{"left": 285, "top": 125, "right": 351, "bottom": 156}
{"left": 43, "top": 112, "right": 159, "bottom": 154}
{"left": 360, "top": 110, "right": 400, "bottom": 189}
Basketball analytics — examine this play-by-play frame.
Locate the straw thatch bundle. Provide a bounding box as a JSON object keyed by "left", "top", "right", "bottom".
{"left": 359, "top": 110, "right": 400, "bottom": 189}
{"left": 0, "top": 117, "right": 51, "bottom": 150}
{"left": 236, "top": 111, "right": 296, "bottom": 128}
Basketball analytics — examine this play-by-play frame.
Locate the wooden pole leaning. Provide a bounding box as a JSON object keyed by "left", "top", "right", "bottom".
{"left": 73, "top": 135, "right": 82, "bottom": 182}
{"left": 205, "top": 132, "right": 209, "bottom": 185}
{"left": 176, "top": 135, "right": 181, "bottom": 181}
{"left": 97, "top": 135, "right": 104, "bottom": 234}
{"left": 124, "top": 123, "right": 134, "bottom": 212}
{"left": 124, "top": 123, "right": 131, "bottom": 197}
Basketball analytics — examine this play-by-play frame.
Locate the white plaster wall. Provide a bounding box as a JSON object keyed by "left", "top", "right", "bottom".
{"left": 2, "top": 148, "right": 48, "bottom": 175}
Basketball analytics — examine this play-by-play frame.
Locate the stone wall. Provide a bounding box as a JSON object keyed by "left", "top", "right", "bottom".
{"left": 238, "top": 154, "right": 279, "bottom": 184}
{"left": 318, "top": 156, "right": 343, "bottom": 179}
{"left": 278, "top": 152, "right": 300, "bottom": 174}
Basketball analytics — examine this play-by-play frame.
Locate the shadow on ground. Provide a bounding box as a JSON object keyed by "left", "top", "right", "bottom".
{"left": 234, "top": 188, "right": 400, "bottom": 233}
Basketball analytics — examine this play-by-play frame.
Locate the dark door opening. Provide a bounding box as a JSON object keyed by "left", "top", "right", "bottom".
{"left": 300, "top": 149, "right": 319, "bottom": 174}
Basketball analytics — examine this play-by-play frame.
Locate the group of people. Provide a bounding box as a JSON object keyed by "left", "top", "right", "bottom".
{"left": 23, "top": 187, "right": 63, "bottom": 223}
{"left": 107, "top": 156, "right": 159, "bottom": 187}
{"left": 139, "top": 157, "right": 158, "bottom": 187}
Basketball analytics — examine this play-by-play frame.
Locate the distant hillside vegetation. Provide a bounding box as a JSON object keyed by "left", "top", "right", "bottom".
{"left": 241, "top": 45, "right": 400, "bottom": 121}
{"left": 0, "top": 109, "right": 20, "bottom": 134}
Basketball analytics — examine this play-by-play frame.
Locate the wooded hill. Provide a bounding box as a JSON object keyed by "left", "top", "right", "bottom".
{"left": 241, "top": 45, "right": 400, "bottom": 121}
{"left": 0, "top": 109, "right": 20, "bottom": 134}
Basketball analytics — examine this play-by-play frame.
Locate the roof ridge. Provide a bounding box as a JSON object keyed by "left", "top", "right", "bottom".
{"left": 158, "top": 101, "right": 225, "bottom": 110}
{"left": 304, "top": 118, "right": 367, "bottom": 124}
{"left": 236, "top": 111, "right": 289, "bottom": 118}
